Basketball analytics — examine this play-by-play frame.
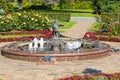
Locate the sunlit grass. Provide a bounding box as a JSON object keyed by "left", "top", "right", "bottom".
{"left": 0, "top": 34, "right": 43, "bottom": 38}
{"left": 58, "top": 22, "right": 76, "bottom": 29}
{"left": 58, "top": 22, "right": 76, "bottom": 32}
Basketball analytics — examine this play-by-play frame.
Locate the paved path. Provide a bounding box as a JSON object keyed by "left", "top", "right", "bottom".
{"left": 0, "top": 17, "right": 120, "bottom": 80}
{"left": 70, "top": 17, "right": 96, "bottom": 22}
{"left": 62, "top": 17, "right": 95, "bottom": 38}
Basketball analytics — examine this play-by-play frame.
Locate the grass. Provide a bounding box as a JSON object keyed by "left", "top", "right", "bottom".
{"left": 71, "top": 13, "right": 95, "bottom": 17}
{"left": 31, "top": 9, "right": 94, "bottom": 17}
{"left": 58, "top": 22, "right": 76, "bottom": 29}
{"left": 0, "top": 34, "right": 43, "bottom": 38}
{"left": 88, "top": 22, "right": 99, "bottom": 32}
{"left": 60, "top": 9, "right": 94, "bottom": 17}
{"left": 11, "top": 2, "right": 94, "bottom": 17}
{"left": 58, "top": 22, "right": 76, "bottom": 32}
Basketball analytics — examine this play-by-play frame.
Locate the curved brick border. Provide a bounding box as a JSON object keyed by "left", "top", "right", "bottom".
{"left": 1, "top": 44, "right": 111, "bottom": 62}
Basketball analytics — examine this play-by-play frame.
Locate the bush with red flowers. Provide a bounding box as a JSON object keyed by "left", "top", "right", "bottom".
{"left": 58, "top": 72, "right": 120, "bottom": 80}
{"left": 83, "top": 32, "right": 97, "bottom": 40}
{"left": 0, "top": 30, "right": 52, "bottom": 42}
{"left": 83, "top": 32, "right": 120, "bottom": 42}
{"left": 93, "top": 13, "right": 120, "bottom": 42}
{"left": 109, "top": 21, "right": 120, "bottom": 36}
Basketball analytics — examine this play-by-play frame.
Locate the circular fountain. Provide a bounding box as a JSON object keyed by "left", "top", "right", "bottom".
{"left": 1, "top": 36, "right": 111, "bottom": 62}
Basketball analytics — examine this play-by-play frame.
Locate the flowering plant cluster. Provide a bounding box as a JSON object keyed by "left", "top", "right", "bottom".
{"left": 83, "top": 32, "right": 120, "bottom": 42}
{"left": 58, "top": 72, "right": 120, "bottom": 80}
{"left": 94, "top": 15, "right": 120, "bottom": 39}
{"left": 83, "top": 32, "right": 97, "bottom": 40}
{"left": 0, "top": 30, "right": 52, "bottom": 42}
{"left": 95, "top": 17, "right": 113, "bottom": 32}
{"left": 109, "top": 21, "right": 120, "bottom": 36}
{"left": 0, "top": 11, "right": 51, "bottom": 32}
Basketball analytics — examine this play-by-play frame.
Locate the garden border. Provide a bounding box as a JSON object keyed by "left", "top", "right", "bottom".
{"left": 84, "top": 32, "right": 120, "bottom": 42}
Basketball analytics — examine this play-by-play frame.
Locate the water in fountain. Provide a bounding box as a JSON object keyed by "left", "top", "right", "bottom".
{"left": 1, "top": 36, "right": 111, "bottom": 62}
{"left": 39, "top": 37, "right": 45, "bottom": 51}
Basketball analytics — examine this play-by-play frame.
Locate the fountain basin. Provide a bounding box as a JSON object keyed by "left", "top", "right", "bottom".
{"left": 1, "top": 43, "right": 111, "bottom": 62}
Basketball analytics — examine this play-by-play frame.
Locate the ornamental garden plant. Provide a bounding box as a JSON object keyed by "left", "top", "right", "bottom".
{"left": 58, "top": 72, "right": 120, "bottom": 80}
{"left": 87, "top": 0, "right": 120, "bottom": 42}
{"left": 86, "top": 14, "right": 120, "bottom": 42}
{"left": 0, "top": 10, "right": 53, "bottom": 42}
{"left": 0, "top": 10, "right": 51, "bottom": 31}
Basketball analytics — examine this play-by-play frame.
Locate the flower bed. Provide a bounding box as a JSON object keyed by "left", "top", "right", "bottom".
{"left": 0, "top": 30, "right": 52, "bottom": 42}
{"left": 58, "top": 72, "right": 120, "bottom": 80}
{"left": 83, "top": 32, "right": 120, "bottom": 42}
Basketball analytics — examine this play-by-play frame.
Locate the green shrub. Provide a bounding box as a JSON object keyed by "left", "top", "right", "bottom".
{"left": 59, "top": 1, "right": 92, "bottom": 9}
{"left": 101, "top": 13, "right": 120, "bottom": 22}
{"left": 100, "top": 1, "right": 120, "bottom": 13}
{"left": 92, "top": 0, "right": 120, "bottom": 14}
{"left": 29, "top": 5, "right": 52, "bottom": 10}
{"left": 94, "top": 13, "right": 120, "bottom": 36}
{"left": 78, "top": 1, "right": 92, "bottom": 9}
{"left": 41, "top": 13, "right": 71, "bottom": 22}
{"left": 0, "top": 11, "right": 51, "bottom": 32}
{"left": 0, "top": 10, "right": 70, "bottom": 32}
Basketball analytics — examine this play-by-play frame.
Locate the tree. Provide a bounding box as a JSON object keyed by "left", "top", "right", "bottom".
{"left": 91, "top": 0, "right": 101, "bottom": 14}
{"left": 92, "top": 0, "right": 120, "bottom": 14}
{"left": 18, "top": 0, "right": 23, "bottom": 9}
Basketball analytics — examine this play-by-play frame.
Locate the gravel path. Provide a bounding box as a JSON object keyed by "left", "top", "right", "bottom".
{"left": 0, "top": 17, "right": 120, "bottom": 80}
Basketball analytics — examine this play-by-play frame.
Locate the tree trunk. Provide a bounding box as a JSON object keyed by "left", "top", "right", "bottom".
{"left": 18, "top": 0, "right": 22, "bottom": 9}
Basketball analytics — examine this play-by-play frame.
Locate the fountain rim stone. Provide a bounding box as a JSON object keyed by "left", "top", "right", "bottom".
{"left": 1, "top": 42, "right": 111, "bottom": 62}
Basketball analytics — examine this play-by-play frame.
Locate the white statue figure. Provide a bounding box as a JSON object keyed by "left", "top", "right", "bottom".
{"left": 74, "top": 41, "right": 82, "bottom": 49}
{"left": 72, "top": 41, "right": 76, "bottom": 49}
{"left": 66, "top": 42, "right": 73, "bottom": 50}
{"left": 66, "top": 41, "right": 82, "bottom": 50}
{"left": 39, "top": 37, "right": 45, "bottom": 50}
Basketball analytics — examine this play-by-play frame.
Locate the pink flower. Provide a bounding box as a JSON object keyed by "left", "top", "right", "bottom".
{"left": 114, "top": 21, "right": 119, "bottom": 26}
{"left": 109, "top": 27, "right": 113, "bottom": 32}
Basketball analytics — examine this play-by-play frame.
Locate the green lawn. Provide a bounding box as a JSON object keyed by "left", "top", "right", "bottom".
{"left": 34, "top": 9, "right": 94, "bottom": 17}
{"left": 11, "top": 2, "right": 94, "bottom": 17}
{"left": 88, "top": 22, "right": 99, "bottom": 32}
{"left": 58, "top": 22, "right": 76, "bottom": 29}
{"left": 0, "top": 34, "right": 42, "bottom": 38}
{"left": 58, "top": 22, "right": 76, "bottom": 32}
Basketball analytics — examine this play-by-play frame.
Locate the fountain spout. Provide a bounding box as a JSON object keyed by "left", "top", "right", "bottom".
{"left": 39, "top": 37, "right": 45, "bottom": 51}
{"left": 33, "top": 38, "right": 38, "bottom": 53}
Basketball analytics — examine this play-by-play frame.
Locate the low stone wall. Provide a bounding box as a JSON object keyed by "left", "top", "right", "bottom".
{"left": 1, "top": 44, "right": 111, "bottom": 62}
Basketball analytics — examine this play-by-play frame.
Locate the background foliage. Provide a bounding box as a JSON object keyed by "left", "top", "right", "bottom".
{"left": 92, "top": 0, "right": 120, "bottom": 14}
